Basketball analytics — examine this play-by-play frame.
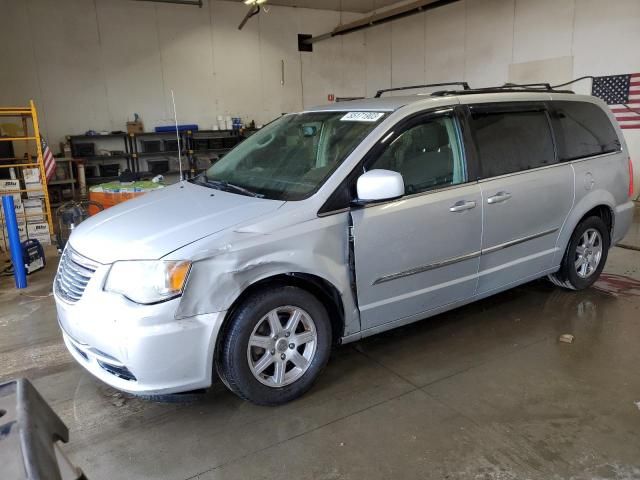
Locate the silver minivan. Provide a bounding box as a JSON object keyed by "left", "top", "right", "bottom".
{"left": 54, "top": 85, "right": 635, "bottom": 405}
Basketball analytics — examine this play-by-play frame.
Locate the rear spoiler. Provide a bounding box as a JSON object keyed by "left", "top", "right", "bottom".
{"left": 0, "top": 378, "right": 87, "bottom": 480}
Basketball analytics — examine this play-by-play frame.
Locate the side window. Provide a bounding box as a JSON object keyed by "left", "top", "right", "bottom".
{"left": 470, "top": 108, "right": 556, "bottom": 178}
{"left": 367, "top": 116, "right": 466, "bottom": 195}
{"left": 550, "top": 101, "right": 620, "bottom": 161}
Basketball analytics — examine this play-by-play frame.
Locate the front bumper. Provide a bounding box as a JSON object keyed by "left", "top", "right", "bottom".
{"left": 55, "top": 277, "right": 226, "bottom": 395}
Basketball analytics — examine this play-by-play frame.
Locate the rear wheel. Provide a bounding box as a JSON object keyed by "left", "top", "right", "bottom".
{"left": 548, "top": 216, "right": 610, "bottom": 290}
{"left": 217, "top": 286, "right": 331, "bottom": 405}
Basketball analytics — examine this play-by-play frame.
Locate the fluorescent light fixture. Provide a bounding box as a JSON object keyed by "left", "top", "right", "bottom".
{"left": 244, "top": 0, "right": 267, "bottom": 4}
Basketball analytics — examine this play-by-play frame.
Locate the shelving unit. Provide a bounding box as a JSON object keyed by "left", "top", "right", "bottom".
{"left": 47, "top": 158, "right": 76, "bottom": 208}
{"left": 68, "top": 129, "right": 247, "bottom": 184}
{"left": 0, "top": 100, "right": 54, "bottom": 250}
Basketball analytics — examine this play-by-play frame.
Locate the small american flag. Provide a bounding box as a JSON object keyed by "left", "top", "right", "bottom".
{"left": 591, "top": 73, "right": 640, "bottom": 129}
{"left": 41, "top": 138, "right": 56, "bottom": 182}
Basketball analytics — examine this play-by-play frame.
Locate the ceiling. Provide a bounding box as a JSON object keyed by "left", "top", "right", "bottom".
{"left": 231, "top": 0, "right": 403, "bottom": 13}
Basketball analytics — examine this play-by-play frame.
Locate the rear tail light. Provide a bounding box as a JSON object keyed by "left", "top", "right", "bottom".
{"left": 630, "top": 157, "right": 635, "bottom": 199}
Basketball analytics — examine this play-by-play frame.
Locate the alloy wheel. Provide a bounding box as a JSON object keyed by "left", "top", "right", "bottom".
{"left": 575, "top": 228, "right": 603, "bottom": 279}
{"left": 246, "top": 306, "right": 317, "bottom": 387}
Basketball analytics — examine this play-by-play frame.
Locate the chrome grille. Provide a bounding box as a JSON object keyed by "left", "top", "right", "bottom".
{"left": 54, "top": 247, "right": 98, "bottom": 303}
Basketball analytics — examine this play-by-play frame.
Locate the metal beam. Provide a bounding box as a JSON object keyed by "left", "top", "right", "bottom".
{"left": 305, "top": 0, "right": 460, "bottom": 44}
{"left": 133, "top": 0, "right": 203, "bottom": 7}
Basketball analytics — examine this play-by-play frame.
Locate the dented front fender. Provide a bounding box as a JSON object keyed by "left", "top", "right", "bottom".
{"left": 169, "top": 210, "right": 361, "bottom": 337}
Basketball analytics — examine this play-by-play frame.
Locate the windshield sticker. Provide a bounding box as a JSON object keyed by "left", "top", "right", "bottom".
{"left": 340, "top": 112, "right": 385, "bottom": 122}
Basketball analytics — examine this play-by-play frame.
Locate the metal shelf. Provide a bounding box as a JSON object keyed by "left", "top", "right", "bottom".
{"left": 86, "top": 175, "right": 120, "bottom": 184}
{"left": 68, "top": 127, "right": 250, "bottom": 183}
{"left": 48, "top": 179, "right": 75, "bottom": 186}
{"left": 138, "top": 151, "right": 179, "bottom": 157}
{"left": 68, "top": 133, "right": 126, "bottom": 139}
{"left": 81, "top": 154, "right": 130, "bottom": 161}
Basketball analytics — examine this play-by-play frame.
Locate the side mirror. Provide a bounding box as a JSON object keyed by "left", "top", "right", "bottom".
{"left": 356, "top": 169, "right": 405, "bottom": 203}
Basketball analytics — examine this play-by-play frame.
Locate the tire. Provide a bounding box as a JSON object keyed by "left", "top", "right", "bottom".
{"left": 217, "top": 286, "right": 332, "bottom": 406}
{"left": 548, "top": 216, "right": 610, "bottom": 290}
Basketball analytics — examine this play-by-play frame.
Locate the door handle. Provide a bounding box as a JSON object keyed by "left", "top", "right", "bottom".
{"left": 487, "top": 191, "right": 512, "bottom": 204}
{"left": 449, "top": 200, "right": 477, "bottom": 212}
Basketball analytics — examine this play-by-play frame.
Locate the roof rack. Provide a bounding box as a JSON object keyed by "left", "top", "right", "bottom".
{"left": 431, "top": 82, "right": 575, "bottom": 96}
{"left": 375, "top": 82, "right": 470, "bottom": 98}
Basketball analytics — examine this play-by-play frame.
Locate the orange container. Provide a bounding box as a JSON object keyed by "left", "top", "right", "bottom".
{"left": 88, "top": 181, "right": 165, "bottom": 215}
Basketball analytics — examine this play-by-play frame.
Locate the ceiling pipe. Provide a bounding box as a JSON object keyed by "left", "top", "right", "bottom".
{"left": 305, "top": 0, "right": 460, "bottom": 44}
{"left": 133, "top": 0, "right": 203, "bottom": 7}
{"left": 238, "top": 5, "right": 261, "bottom": 30}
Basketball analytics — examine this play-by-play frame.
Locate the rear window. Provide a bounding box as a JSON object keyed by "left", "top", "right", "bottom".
{"left": 470, "top": 107, "right": 556, "bottom": 178}
{"left": 550, "top": 101, "right": 620, "bottom": 161}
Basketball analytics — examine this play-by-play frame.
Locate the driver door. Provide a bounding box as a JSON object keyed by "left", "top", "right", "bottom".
{"left": 351, "top": 110, "right": 483, "bottom": 330}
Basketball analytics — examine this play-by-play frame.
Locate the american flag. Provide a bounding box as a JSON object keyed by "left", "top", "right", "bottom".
{"left": 41, "top": 138, "right": 56, "bottom": 182}
{"left": 591, "top": 73, "right": 640, "bottom": 129}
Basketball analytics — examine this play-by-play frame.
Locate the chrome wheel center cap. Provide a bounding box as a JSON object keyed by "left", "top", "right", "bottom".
{"left": 276, "top": 338, "right": 289, "bottom": 353}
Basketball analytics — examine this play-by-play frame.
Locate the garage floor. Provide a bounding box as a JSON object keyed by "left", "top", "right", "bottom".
{"left": 2, "top": 207, "right": 640, "bottom": 480}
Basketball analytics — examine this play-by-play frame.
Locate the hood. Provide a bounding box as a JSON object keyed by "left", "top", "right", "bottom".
{"left": 69, "top": 182, "right": 284, "bottom": 263}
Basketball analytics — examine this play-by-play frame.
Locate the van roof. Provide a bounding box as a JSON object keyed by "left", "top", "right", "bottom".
{"left": 305, "top": 91, "right": 601, "bottom": 113}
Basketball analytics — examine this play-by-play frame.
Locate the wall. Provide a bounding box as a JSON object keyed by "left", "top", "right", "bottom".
{"left": 0, "top": 0, "right": 639, "bottom": 191}
{"left": 361, "top": 0, "right": 640, "bottom": 189}
{"left": 0, "top": 0, "right": 363, "bottom": 144}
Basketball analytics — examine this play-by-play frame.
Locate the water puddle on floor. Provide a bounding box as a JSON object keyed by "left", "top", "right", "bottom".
{"left": 594, "top": 273, "right": 640, "bottom": 297}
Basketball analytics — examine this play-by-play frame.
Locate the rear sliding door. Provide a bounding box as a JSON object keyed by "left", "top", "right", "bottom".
{"left": 465, "top": 102, "right": 574, "bottom": 294}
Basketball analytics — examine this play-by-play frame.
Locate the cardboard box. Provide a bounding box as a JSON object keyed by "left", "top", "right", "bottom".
{"left": 23, "top": 198, "right": 42, "bottom": 208}
{"left": 127, "top": 121, "right": 144, "bottom": 134}
{"left": 0, "top": 200, "right": 25, "bottom": 219}
{"left": 60, "top": 141, "right": 73, "bottom": 159}
{"left": 30, "top": 234, "right": 51, "bottom": 246}
{"left": 23, "top": 168, "right": 41, "bottom": 184}
{"left": 27, "top": 222, "right": 50, "bottom": 237}
{"left": 2, "top": 216, "right": 27, "bottom": 228}
{"left": 25, "top": 181, "right": 45, "bottom": 199}
{"left": 0, "top": 179, "right": 22, "bottom": 204}
{"left": 24, "top": 198, "right": 44, "bottom": 223}
{"left": 26, "top": 233, "right": 51, "bottom": 246}
{"left": 0, "top": 179, "right": 20, "bottom": 190}
{"left": 26, "top": 222, "right": 51, "bottom": 246}
{"left": 3, "top": 223, "right": 27, "bottom": 243}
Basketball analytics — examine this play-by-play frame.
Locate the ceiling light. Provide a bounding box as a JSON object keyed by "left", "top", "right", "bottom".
{"left": 244, "top": 0, "right": 267, "bottom": 4}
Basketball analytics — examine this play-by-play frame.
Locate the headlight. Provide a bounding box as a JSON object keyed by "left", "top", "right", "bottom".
{"left": 104, "top": 260, "right": 191, "bottom": 304}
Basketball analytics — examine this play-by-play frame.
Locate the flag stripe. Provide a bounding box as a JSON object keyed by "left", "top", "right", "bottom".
{"left": 614, "top": 116, "right": 640, "bottom": 122}
{"left": 41, "top": 138, "right": 56, "bottom": 182}
{"left": 611, "top": 108, "right": 638, "bottom": 113}
{"left": 621, "top": 124, "right": 640, "bottom": 129}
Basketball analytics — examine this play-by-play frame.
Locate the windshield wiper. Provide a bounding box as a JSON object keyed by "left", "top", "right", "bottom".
{"left": 198, "top": 176, "right": 262, "bottom": 198}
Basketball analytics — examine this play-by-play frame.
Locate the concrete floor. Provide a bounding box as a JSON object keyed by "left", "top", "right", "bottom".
{"left": 2, "top": 206, "right": 640, "bottom": 480}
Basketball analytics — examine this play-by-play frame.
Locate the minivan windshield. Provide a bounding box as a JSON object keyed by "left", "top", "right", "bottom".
{"left": 196, "top": 111, "right": 387, "bottom": 200}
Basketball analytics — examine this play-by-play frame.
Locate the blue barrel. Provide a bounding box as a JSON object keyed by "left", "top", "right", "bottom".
{"left": 2, "top": 195, "right": 27, "bottom": 288}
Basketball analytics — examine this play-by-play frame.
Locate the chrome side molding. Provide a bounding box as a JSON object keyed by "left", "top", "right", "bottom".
{"left": 373, "top": 250, "right": 481, "bottom": 285}
{"left": 481, "top": 228, "right": 558, "bottom": 255}
{"left": 372, "top": 228, "right": 559, "bottom": 285}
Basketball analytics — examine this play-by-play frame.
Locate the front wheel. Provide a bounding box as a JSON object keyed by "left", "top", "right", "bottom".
{"left": 217, "top": 286, "right": 332, "bottom": 405}
{"left": 548, "top": 216, "right": 610, "bottom": 290}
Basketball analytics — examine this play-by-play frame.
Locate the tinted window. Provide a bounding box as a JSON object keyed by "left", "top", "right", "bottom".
{"left": 551, "top": 101, "right": 620, "bottom": 161}
{"left": 368, "top": 116, "right": 466, "bottom": 195}
{"left": 471, "top": 108, "right": 555, "bottom": 178}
